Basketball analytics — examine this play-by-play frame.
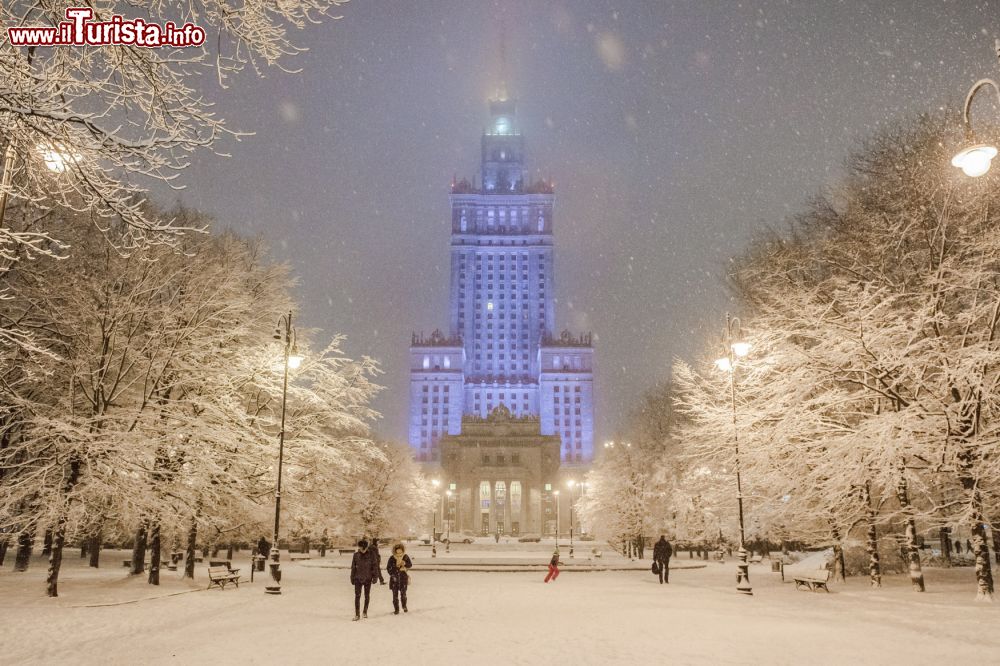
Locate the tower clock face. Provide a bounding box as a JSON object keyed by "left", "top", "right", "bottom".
{"left": 495, "top": 116, "right": 510, "bottom": 134}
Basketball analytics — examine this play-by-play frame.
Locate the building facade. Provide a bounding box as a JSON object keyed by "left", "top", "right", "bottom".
{"left": 407, "top": 94, "right": 596, "bottom": 536}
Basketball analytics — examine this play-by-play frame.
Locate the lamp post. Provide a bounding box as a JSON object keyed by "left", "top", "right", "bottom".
{"left": 553, "top": 490, "right": 560, "bottom": 545}
{"left": 431, "top": 478, "right": 440, "bottom": 557}
{"left": 715, "top": 312, "right": 752, "bottom": 596}
{"left": 0, "top": 140, "right": 82, "bottom": 228}
{"left": 266, "top": 311, "right": 302, "bottom": 595}
{"left": 566, "top": 479, "right": 577, "bottom": 558}
{"left": 952, "top": 40, "right": 1000, "bottom": 177}
{"left": 445, "top": 490, "right": 452, "bottom": 552}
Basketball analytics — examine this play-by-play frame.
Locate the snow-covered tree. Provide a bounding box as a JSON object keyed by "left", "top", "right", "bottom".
{"left": 673, "top": 115, "right": 1000, "bottom": 600}
{"left": 0, "top": 0, "right": 351, "bottom": 245}
{"left": 0, "top": 203, "right": 382, "bottom": 596}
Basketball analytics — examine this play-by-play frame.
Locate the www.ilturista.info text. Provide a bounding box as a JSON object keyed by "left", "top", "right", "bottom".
{"left": 7, "top": 8, "right": 206, "bottom": 48}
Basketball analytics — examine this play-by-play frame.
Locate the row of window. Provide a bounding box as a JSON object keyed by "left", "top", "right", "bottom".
{"left": 457, "top": 208, "right": 548, "bottom": 233}
{"left": 480, "top": 453, "right": 520, "bottom": 465}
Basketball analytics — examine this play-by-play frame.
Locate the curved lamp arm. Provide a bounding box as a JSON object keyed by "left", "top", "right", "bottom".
{"left": 961, "top": 78, "right": 1000, "bottom": 136}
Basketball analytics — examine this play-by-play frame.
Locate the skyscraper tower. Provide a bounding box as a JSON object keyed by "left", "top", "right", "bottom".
{"left": 408, "top": 93, "right": 595, "bottom": 475}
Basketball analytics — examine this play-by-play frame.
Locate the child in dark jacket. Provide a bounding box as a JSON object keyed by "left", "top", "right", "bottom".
{"left": 386, "top": 543, "right": 413, "bottom": 614}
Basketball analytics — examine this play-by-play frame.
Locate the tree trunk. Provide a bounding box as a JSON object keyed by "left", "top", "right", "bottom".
{"left": 184, "top": 515, "right": 197, "bottom": 579}
{"left": 971, "top": 518, "right": 994, "bottom": 601}
{"left": 88, "top": 532, "right": 101, "bottom": 568}
{"left": 956, "top": 441, "right": 994, "bottom": 600}
{"left": 211, "top": 543, "right": 220, "bottom": 557}
{"left": 992, "top": 526, "right": 1000, "bottom": 566}
{"left": 0, "top": 538, "right": 8, "bottom": 566}
{"left": 147, "top": 522, "right": 161, "bottom": 585}
{"left": 14, "top": 527, "right": 34, "bottom": 572}
{"left": 226, "top": 542, "right": 234, "bottom": 560}
{"left": 46, "top": 516, "right": 68, "bottom": 597}
{"left": 896, "top": 470, "right": 925, "bottom": 592}
{"left": 940, "top": 527, "right": 952, "bottom": 566}
{"left": 863, "top": 482, "right": 881, "bottom": 588}
{"left": 80, "top": 540, "right": 88, "bottom": 558}
{"left": 131, "top": 520, "right": 148, "bottom": 575}
{"left": 831, "top": 526, "right": 846, "bottom": 583}
{"left": 42, "top": 529, "right": 53, "bottom": 556}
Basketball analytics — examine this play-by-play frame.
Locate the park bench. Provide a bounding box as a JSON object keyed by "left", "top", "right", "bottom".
{"left": 792, "top": 568, "right": 831, "bottom": 592}
{"left": 208, "top": 560, "right": 239, "bottom": 576}
{"left": 748, "top": 554, "right": 763, "bottom": 564}
{"left": 289, "top": 554, "right": 311, "bottom": 561}
{"left": 337, "top": 548, "right": 354, "bottom": 555}
{"left": 207, "top": 565, "right": 241, "bottom": 590}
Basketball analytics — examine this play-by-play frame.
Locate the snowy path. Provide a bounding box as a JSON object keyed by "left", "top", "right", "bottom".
{"left": 3, "top": 552, "right": 999, "bottom": 665}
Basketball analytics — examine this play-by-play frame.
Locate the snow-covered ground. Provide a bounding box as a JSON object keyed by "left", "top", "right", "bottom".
{"left": 3, "top": 549, "right": 999, "bottom": 665}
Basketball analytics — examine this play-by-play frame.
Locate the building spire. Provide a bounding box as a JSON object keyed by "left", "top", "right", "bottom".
{"left": 496, "top": 9, "right": 509, "bottom": 101}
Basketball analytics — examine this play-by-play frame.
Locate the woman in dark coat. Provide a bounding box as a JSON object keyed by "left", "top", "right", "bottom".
{"left": 386, "top": 543, "right": 413, "bottom": 614}
{"left": 350, "top": 539, "right": 379, "bottom": 621}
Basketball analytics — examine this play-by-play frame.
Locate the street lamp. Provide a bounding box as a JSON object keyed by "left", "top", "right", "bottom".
{"left": 553, "top": 490, "right": 560, "bottom": 545}
{"left": 431, "top": 478, "right": 441, "bottom": 557}
{"left": 566, "top": 479, "right": 577, "bottom": 559}
{"left": 715, "top": 312, "right": 753, "bottom": 596}
{"left": 0, "top": 140, "right": 82, "bottom": 230}
{"left": 266, "top": 311, "right": 300, "bottom": 595}
{"left": 953, "top": 40, "right": 1000, "bottom": 177}
{"left": 445, "top": 489, "right": 452, "bottom": 552}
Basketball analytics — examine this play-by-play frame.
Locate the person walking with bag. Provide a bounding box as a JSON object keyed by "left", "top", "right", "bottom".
{"left": 653, "top": 535, "right": 673, "bottom": 584}
{"left": 544, "top": 548, "right": 561, "bottom": 583}
{"left": 350, "top": 539, "right": 379, "bottom": 621}
{"left": 387, "top": 543, "right": 413, "bottom": 614}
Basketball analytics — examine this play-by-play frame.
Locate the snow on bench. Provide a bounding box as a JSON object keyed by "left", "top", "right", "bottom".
{"left": 792, "top": 569, "right": 831, "bottom": 592}
{"left": 207, "top": 565, "right": 241, "bottom": 590}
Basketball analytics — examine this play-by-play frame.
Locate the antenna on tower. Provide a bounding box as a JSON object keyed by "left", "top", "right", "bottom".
{"left": 497, "top": 8, "right": 509, "bottom": 101}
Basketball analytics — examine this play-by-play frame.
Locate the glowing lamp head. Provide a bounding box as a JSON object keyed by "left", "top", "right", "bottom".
{"left": 952, "top": 144, "right": 997, "bottom": 177}
{"left": 715, "top": 357, "right": 733, "bottom": 372}
{"left": 432, "top": 478, "right": 441, "bottom": 488}
{"left": 731, "top": 341, "right": 751, "bottom": 358}
{"left": 38, "top": 143, "right": 81, "bottom": 173}
{"left": 286, "top": 342, "right": 303, "bottom": 369}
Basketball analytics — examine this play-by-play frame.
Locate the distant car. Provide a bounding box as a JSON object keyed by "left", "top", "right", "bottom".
{"left": 441, "top": 537, "right": 475, "bottom": 544}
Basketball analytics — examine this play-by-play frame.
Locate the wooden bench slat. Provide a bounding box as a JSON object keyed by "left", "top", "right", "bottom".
{"left": 791, "top": 568, "right": 831, "bottom": 592}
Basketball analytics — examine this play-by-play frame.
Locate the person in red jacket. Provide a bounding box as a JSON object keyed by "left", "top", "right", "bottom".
{"left": 544, "top": 548, "right": 561, "bottom": 583}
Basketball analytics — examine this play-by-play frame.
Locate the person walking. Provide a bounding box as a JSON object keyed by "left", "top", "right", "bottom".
{"left": 544, "top": 548, "right": 561, "bottom": 583}
{"left": 653, "top": 535, "right": 673, "bottom": 584}
{"left": 350, "top": 539, "right": 379, "bottom": 621}
{"left": 370, "top": 537, "right": 386, "bottom": 585}
{"left": 386, "top": 543, "right": 413, "bottom": 614}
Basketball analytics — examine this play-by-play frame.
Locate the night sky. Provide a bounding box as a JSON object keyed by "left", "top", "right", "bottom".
{"left": 175, "top": 0, "right": 1000, "bottom": 444}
